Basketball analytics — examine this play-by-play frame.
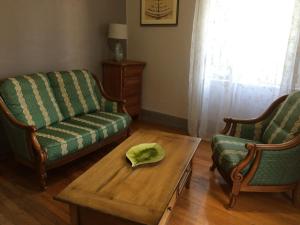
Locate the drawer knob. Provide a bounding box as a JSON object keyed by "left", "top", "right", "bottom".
{"left": 167, "top": 206, "right": 172, "bottom": 211}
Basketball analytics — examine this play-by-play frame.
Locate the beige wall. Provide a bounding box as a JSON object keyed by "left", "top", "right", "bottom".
{"left": 0, "top": 0, "right": 126, "bottom": 78}
{"left": 126, "top": 0, "right": 196, "bottom": 119}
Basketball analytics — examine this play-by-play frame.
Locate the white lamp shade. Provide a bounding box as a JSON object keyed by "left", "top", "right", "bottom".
{"left": 108, "top": 24, "right": 128, "bottom": 40}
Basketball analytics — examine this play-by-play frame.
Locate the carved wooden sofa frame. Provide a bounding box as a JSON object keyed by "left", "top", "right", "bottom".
{"left": 0, "top": 75, "right": 131, "bottom": 190}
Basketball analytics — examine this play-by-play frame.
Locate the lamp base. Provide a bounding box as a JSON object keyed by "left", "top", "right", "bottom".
{"left": 114, "top": 42, "right": 124, "bottom": 62}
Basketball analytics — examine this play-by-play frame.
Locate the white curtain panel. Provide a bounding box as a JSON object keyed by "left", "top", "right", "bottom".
{"left": 188, "top": 0, "right": 300, "bottom": 139}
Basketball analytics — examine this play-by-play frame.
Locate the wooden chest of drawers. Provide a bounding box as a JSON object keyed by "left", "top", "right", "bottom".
{"left": 102, "top": 60, "right": 146, "bottom": 117}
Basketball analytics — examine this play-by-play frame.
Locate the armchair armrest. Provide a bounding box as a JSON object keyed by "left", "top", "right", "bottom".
{"left": 231, "top": 134, "right": 300, "bottom": 186}
{"left": 93, "top": 74, "right": 128, "bottom": 114}
{"left": 221, "top": 95, "right": 287, "bottom": 140}
{"left": 247, "top": 134, "right": 300, "bottom": 151}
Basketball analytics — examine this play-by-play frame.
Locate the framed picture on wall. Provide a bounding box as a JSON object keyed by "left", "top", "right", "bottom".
{"left": 140, "top": 0, "right": 179, "bottom": 25}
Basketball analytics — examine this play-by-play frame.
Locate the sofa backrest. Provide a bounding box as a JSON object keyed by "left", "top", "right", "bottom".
{"left": 47, "top": 70, "right": 101, "bottom": 120}
{"left": 0, "top": 73, "right": 64, "bottom": 129}
{"left": 262, "top": 91, "right": 300, "bottom": 144}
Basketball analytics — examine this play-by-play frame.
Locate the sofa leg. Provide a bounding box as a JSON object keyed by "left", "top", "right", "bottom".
{"left": 292, "top": 183, "right": 300, "bottom": 207}
{"left": 36, "top": 151, "right": 48, "bottom": 191}
{"left": 127, "top": 127, "right": 132, "bottom": 137}
{"left": 38, "top": 169, "right": 47, "bottom": 191}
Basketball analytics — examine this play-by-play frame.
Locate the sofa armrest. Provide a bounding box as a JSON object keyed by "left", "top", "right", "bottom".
{"left": 0, "top": 97, "right": 46, "bottom": 163}
{"left": 93, "top": 74, "right": 128, "bottom": 114}
{"left": 0, "top": 97, "right": 37, "bottom": 132}
{"left": 221, "top": 95, "right": 287, "bottom": 140}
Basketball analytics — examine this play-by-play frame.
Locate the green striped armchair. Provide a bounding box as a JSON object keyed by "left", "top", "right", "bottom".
{"left": 211, "top": 92, "right": 300, "bottom": 208}
{"left": 0, "top": 70, "right": 131, "bottom": 190}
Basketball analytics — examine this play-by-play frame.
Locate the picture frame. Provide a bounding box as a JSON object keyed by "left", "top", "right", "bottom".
{"left": 140, "top": 0, "right": 179, "bottom": 26}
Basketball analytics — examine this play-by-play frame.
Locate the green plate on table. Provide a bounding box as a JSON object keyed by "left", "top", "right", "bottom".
{"left": 126, "top": 143, "right": 165, "bottom": 167}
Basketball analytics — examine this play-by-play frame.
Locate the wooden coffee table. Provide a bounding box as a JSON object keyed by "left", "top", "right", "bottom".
{"left": 55, "top": 129, "right": 201, "bottom": 225}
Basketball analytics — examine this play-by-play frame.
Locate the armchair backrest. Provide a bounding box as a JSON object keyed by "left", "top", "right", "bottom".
{"left": 47, "top": 70, "right": 101, "bottom": 120}
{"left": 262, "top": 91, "right": 300, "bottom": 144}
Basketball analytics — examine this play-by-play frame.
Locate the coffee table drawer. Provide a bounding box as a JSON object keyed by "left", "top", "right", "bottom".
{"left": 158, "top": 191, "right": 177, "bottom": 225}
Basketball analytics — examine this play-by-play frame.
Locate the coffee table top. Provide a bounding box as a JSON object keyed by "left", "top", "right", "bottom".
{"left": 55, "top": 129, "right": 201, "bottom": 225}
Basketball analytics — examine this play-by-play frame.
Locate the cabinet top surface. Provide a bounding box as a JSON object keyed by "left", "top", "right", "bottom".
{"left": 102, "top": 60, "right": 146, "bottom": 66}
{"left": 55, "top": 129, "right": 200, "bottom": 225}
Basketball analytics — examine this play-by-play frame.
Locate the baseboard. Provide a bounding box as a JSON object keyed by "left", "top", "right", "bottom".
{"left": 140, "top": 109, "right": 188, "bottom": 132}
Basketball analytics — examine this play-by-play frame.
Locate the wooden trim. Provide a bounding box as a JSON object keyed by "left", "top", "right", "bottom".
{"left": 220, "top": 118, "right": 232, "bottom": 135}
{"left": 241, "top": 184, "right": 297, "bottom": 192}
{"left": 223, "top": 95, "right": 287, "bottom": 125}
{"left": 254, "top": 134, "right": 300, "bottom": 151}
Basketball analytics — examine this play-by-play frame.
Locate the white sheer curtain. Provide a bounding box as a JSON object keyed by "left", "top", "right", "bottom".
{"left": 188, "top": 0, "right": 300, "bottom": 139}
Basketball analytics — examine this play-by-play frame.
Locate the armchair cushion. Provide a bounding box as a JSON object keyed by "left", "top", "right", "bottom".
{"left": 212, "top": 135, "right": 261, "bottom": 174}
{"left": 0, "top": 73, "right": 63, "bottom": 129}
{"left": 263, "top": 91, "right": 300, "bottom": 144}
{"left": 36, "top": 111, "right": 131, "bottom": 163}
{"left": 47, "top": 70, "right": 101, "bottom": 120}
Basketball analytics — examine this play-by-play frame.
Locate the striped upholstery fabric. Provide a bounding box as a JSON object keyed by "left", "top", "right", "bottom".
{"left": 0, "top": 73, "right": 63, "bottom": 129}
{"left": 100, "top": 97, "right": 118, "bottom": 113}
{"left": 250, "top": 146, "right": 300, "bottom": 185}
{"left": 233, "top": 106, "right": 280, "bottom": 141}
{"left": 212, "top": 135, "right": 261, "bottom": 174}
{"left": 262, "top": 91, "right": 300, "bottom": 144}
{"left": 36, "top": 111, "right": 131, "bottom": 163}
{"left": 47, "top": 70, "right": 101, "bottom": 120}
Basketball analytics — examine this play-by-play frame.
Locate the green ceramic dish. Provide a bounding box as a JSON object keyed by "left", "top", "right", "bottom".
{"left": 126, "top": 143, "right": 165, "bottom": 167}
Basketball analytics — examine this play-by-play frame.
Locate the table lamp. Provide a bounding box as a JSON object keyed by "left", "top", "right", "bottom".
{"left": 108, "top": 23, "right": 128, "bottom": 62}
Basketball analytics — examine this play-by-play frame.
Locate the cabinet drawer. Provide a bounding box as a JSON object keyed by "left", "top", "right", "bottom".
{"left": 124, "top": 66, "right": 144, "bottom": 78}
{"left": 158, "top": 192, "right": 177, "bottom": 225}
{"left": 125, "top": 96, "right": 140, "bottom": 107}
{"left": 123, "top": 75, "right": 141, "bottom": 87}
{"left": 124, "top": 87, "right": 140, "bottom": 98}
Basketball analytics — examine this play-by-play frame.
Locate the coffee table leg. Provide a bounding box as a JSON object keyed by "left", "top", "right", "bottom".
{"left": 185, "top": 161, "right": 193, "bottom": 189}
{"left": 70, "top": 205, "right": 80, "bottom": 225}
{"left": 185, "top": 170, "right": 192, "bottom": 189}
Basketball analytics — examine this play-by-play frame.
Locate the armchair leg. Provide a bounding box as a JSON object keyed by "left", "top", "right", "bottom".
{"left": 227, "top": 178, "right": 242, "bottom": 209}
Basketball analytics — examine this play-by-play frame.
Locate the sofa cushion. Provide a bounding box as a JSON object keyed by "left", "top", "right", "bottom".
{"left": 47, "top": 70, "right": 101, "bottom": 120}
{"left": 0, "top": 73, "right": 63, "bottom": 129}
{"left": 212, "top": 134, "right": 261, "bottom": 174}
{"left": 36, "top": 111, "right": 131, "bottom": 163}
{"left": 262, "top": 91, "right": 300, "bottom": 144}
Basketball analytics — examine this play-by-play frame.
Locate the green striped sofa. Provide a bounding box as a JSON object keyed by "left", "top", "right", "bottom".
{"left": 0, "top": 70, "right": 131, "bottom": 189}
{"left": 211, "top": 92, "right": 300, "bottom": 208}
